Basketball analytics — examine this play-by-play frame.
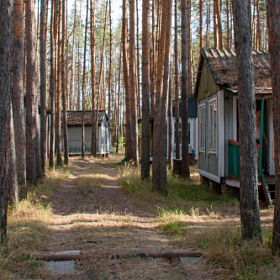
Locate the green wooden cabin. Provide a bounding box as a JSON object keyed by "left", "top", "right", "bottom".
{"left": 194, "top": 49, "right": 274, "bottom": 193}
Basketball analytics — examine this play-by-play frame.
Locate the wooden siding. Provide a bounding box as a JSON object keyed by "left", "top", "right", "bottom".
{"left": 196, "top": 60, "right": 220, "bottom": 101}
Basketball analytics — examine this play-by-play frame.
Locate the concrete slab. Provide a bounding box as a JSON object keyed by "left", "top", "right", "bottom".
{"left": 173, "top": 249, "right": 201, "bottom": 265}
{"left": 45, "top": 250, "right": 80, "bottom": 275}
{"left": 45, "top": 260, "right": 76, "bottom": 275}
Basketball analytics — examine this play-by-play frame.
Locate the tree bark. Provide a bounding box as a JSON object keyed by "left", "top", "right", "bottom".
{"left": 206, "top": 0, "right": 210, "bottom": 48}
{"left": 152, "top": 0, "right": 172, "bottom": 196}
{"left": 266, "top": 0, "right": 280, "bottom": 256}
{"left": 90, "top": 0, "right": 96, "bottom": 156}
{"left": 26, "top": 0, "right": 40, "bottom": 183}
{"left": 168, "top": 70, "right": 173, "bottom": 170}
{"left": 175, "top": 0, "right": 180, "bottom": 160}
{"left": 150, "top": 0, "right": 155, "bottom": 116}
{"left": 40, "top": 0, "right": 47, "bottom": 174}
{"left": 136, "top": 0, "right": 140, "bottom": 118}
{"left": 62, "top": 0, "right": 68, "bottom": 164}
{"left": 108, "top": 0, "right": 112, "bottom": 119}
{"left": 0, "top": 0, "right": 13, "bottom": 243}
{"left": 116, "top": 50, "right": 122, "bottom": 154}
{"left": 56, "top": 0, "right": 62, "bottom": 166}
{"left": 199, "top": 0, "right": 203, "bottom": 49}
{"left": 13, "top": 0, "right": 27, "bottom": 198}
{"left": 181, "top": 0, "right": 190, "bottom": 179}
{"left": 8, "top": 104, "right": 18, "bottom": 206}
{"left": 122, "top": 0, "right": 131, "bottom": 159}
{"left": 49, "top": 0, "right": 56, "bottom": 169}
{"left": 232, "top": 0, "right": 262, "bottom": 241}
{"left": 226, "top": 0, "right": 230, "bottom": 49}
{"left": 70, "top": 0, "right": 76, "bottom": 111}
{"left": 129, "top": 0, "right": 139, "bottom": 164}
{"left": 141, "top": 0, "right": 150, "bottom": 179}
{"left": 82, "top": 0, "right": 89, "bottom": 159}
{"left": 215, "top": 0, "right": 223, "bottom": 49}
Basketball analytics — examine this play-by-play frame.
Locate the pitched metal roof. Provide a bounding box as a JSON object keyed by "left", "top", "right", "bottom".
{"left": 66, "top": 110, "right": 108, "bottom": 126}
{"left": 194, "top": 49, "right": 272, "bottom": 97}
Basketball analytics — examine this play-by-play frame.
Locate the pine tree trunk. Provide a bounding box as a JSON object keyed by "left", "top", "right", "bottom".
{"left": 232, "top": 0, "right": 262, "bottom": 241}
{"left": 206, "top": 0, "right": 210, "bottom": 48}
{"left": 266, "top": 0, "right": 280, "bottom": 256}
{"left": 213, "top": 0, "right": 217, "bottom": 48}
{"left": 129, "top": 0, "right": 138, "bottom": 163}
{"left": 168, "top": 68, "right": 173, "bottom": 170}
{"left": 150, "top": 0, "right": 155, "bottom": 116}
{"left": 152, "top": 0, "right": 172, "bottom": 196}
{"left": 122, "top": 0, "right": 131, "bottom": 159}
{"left": 56, "top": 0, "right": 62, "bottom": 166}
{"left": 70, "top": 0, "right": 76, "bottom": 111}
{"left": 215, "top": 0, "right": 223, "bottom": 49}
{"left": 0, "top": 0, "right": 12, "bottom": 242}
{"left": 62, "top": 0, "right": 68, "bottom": 164}
{"left": 8, "top": 102, "right": 18, "bottom": 206}
{"left": 187, "top": 0, "right": 192, "bottom": 96}
{"left": 49, "top": 0, "right": 56, "bottom": 169}
{"left": 108, "top": 0, "right": 112, "bottom": 119}
{"left": 181, "top": 0, "right": 190, "bottom": 179}
{"left": 199, "top": 0, "right": 203, "bottom": 49}
{"left": 90, "top": 0, "right": 96, "bottom": 156}
{"left": 77, "top": 1, "right": 81, "bottom": 111}
{"left": 226, "top": 0, "right": 230, "bottom": 49}
{"left": 82, "top": 0, "right": 89, "bottom": 159}
{"left": 26, "top": 0, "right": 40, "bottom": 183}
{"left": 174, "top": 0, "right": 180, "bottom": 160}
{"left": 256, "top": 0, "right": 261, "bottom": 50}
{"left": 13, "top": 0, "right": 27, "bottom": 198}
{"left": 141, "top": 0, "right": 150, "bottom": 179}
{"left": 40, "top": 0, "right": 47, "bottom": 174}
{"left": 136, "top": 0, "right": 140, "bottom": 118}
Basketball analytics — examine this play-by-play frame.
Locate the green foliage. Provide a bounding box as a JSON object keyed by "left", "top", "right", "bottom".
{"left": 158, "top": 221, "right": 187, "bottom": 235}
{"left": 115, "top": 136, "right": 124, "bottom": 147}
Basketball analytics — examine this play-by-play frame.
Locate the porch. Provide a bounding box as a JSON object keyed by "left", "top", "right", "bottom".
{"left": 227, "top": 139, "right": 275, "bottom": 204}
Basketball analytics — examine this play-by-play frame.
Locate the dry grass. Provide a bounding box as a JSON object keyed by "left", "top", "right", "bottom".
{"left": 1, "top": 152, "right": 278, "bottom": 280}
{"left": 120, "top": 164, "right": 278, "bottom": 280}
{"left": 0, "top": 167, "right": 70, "bottom": 279}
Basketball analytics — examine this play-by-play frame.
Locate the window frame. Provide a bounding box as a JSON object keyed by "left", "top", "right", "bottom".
{"left": 198, "top": 103, "right": 206, "bottom": 153}
{"left": 208, "top": 97, "right": 218, "bottom": 154}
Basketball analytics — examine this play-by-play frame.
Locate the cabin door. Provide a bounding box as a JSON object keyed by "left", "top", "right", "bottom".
{"left": 233, "top": 98, "right": 274, "bottom": 176}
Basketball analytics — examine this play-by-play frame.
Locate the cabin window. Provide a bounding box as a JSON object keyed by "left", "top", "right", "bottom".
{"left": 209, "top": 99, "right": 217, "bottom": 152}
{"left": 199, "top": 104, "right": 206, "bottom": 152}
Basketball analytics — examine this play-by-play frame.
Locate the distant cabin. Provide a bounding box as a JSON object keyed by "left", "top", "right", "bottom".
{"left": 194, "top": 49, "right": 274, "bottom": 195}
{"left": 138, "top": 96, "right": 198, "bottom": 162}
{"left": 61, "top": 110, "right": 111, "bottom": 156}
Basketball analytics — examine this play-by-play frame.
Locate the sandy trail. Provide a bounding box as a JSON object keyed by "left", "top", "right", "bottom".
{"left": 42, "top": 155, "right": 208, "bottom": 280}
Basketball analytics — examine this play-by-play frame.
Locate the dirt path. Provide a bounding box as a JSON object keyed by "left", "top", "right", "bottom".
{"left": 42, "top": 155, "right": 208, "bottom": 280}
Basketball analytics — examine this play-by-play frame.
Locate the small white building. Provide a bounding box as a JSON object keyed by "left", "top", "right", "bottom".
{"left": 61, "top": 110, "right": 111, "bottom": 155}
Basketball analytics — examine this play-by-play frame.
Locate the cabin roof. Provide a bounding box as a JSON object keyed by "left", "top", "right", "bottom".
{"left": 66, "top": 110, "right": 108, "bottom": 126}
{"left": 194, "top": 49, "right": 272, "bottom": 98}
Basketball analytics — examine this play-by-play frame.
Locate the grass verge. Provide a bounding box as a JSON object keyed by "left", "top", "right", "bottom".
{"left": 0, "top": 166, "right": 70, "bottom": 279}
{"left": 119, "top": 164, "right": 278, "bottom": 280}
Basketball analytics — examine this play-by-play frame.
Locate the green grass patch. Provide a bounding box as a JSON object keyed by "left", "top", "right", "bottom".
{"left": 120, "top": 165, "right": 238, "bottom": 213}
{"left": 158, "top": 221, "right": 187, "bottom": 235}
